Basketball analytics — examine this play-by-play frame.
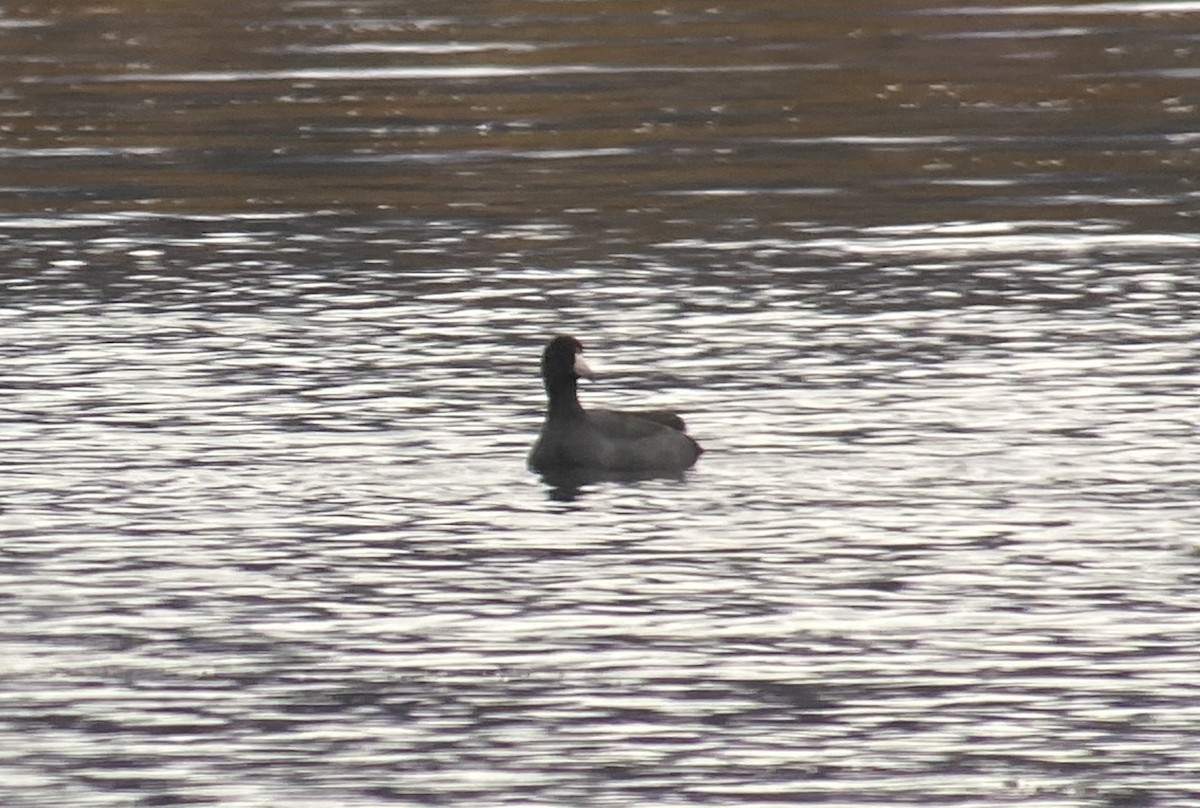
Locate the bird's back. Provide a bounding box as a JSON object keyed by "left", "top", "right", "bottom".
{"left": 530, "top": 408, "right": 700, "bottom": 471}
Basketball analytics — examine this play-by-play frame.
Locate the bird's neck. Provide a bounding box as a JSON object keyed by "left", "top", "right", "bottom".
{"left": 545, "top": 376, "right": 585, "bottom": 419}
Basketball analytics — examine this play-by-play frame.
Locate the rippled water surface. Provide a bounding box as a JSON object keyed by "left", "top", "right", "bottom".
{"left": 3, "top": 1, "right": 1200, "bottom": 806}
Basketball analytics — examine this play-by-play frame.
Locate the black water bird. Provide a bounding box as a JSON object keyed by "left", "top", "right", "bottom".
{"left": 528, "top": 335, "right": 702, "bottom": 473}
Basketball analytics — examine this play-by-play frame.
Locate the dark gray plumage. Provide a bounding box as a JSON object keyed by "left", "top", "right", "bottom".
{"left": 528, "top": 335, "right": 702, "bottom": 472}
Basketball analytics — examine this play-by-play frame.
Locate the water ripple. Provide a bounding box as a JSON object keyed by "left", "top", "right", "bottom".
{"left": 3, "top": 1, "right": 1200, "bottom": 806}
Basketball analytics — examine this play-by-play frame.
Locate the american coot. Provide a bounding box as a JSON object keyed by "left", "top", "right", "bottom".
{"left": 528, "top": 335, "right": 703, "bottom": 472}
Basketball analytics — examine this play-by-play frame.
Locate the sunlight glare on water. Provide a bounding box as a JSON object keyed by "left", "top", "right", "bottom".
{"left": 1, "top": 1, "right": 1200, "bottom": 806}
